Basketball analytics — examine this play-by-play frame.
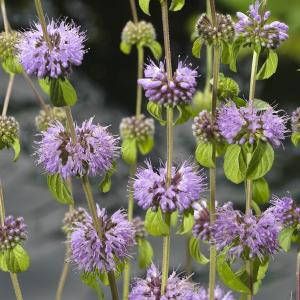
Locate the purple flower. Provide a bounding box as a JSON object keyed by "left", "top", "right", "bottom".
{"left": 235, "top": 1, "right": 288, "bottom": 49}
{"left": 129, "top": 264, "right": 200, "bottom": 300}
{"left": 192, "top": 201, "right": 211, "bottom": 242}
{"left": 0, "top": 215, "right": 27, "bottom": 251}
{"left": 134, "top": 161, "right": 206, "bottom": 213}
{"left": 292, "top": 107, "right": 300, "bottom": 133}
{"left": 196, "top": 286, "right": 235, "bottom": 300}
{"left": 138, "top": 60, "right": 197, "bottom": 106}
{"left": 266, "top": 196, "right": 300, "bottom": 228}
{"left": 70, "top": 206, "right": 135, "bottom": 272}
{"left": 217, "top": 101, "right": 287, "bottom": 146}
{"left": 35, "top": 118, "right": 118, "bottom": 179}
{"left": 17, "top": 20, "right": 86, "bottom": 78}
{"left": 212, "top": 203, "right": 279, "bottom": 260}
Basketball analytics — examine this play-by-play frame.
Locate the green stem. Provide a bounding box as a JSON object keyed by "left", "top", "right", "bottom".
{"left": 160, "top": 0, "right": 174, "bottom": 295}
{"left": 0, "top": 0, "right": 10, "bottom": 33}
{"left": 64, "top": 107, "right": 77, "bottom": 143}
{"left": 34, "top": 0, "right": 51, "bottom": 47}
{"left": 249, "top": 50, "right": 259, "bottom": 103}
{"left": 108, "top": 270, "right": 119, "bottom": 300}
{"left": 135, "top": 46, "right": 144, "bottom": 117}
{"left": 55, "top": 245, "right": 70, "bottom": 300}
{"left": 129, "top": 0, "right": 138, "bottom": 23}
{"left": 1, "top": 74, "right": 14, "bottom": 116}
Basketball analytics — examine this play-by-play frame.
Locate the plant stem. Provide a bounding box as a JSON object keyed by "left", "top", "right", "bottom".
{"left": 204, "top": 0, "right": 212, "bottom": 92}
{"left": 296, "top": 251, "right": 300, "bottom": 300}
{"left": 55, "top": 252, "right": 70, "bottom": 300}
{"left": 108, "top": 270, "right": 120, "bottom": 300}
{"left": 160, "top": 0, "right": 173, "bottom": 294}
{"left": 64, "top": 106, "right": 77, "bottom": 143}
{"left": 2, "top": 74, "right": 14, "bottom": 116}
{"left": 129, "top": 0, "right": 138, "bottom": 23}
{"left": 249, "top": 50, "right": 259, "bottom": 103}
{"left": 135, "top": 46, "right": 144, "bottom": 117}
{"left": 34, "top": 0, "right": 51, "bottom": 47}
{"left": 0, "top": 0, "right": 10, "bottom": 33}
{"left": 0, "top": 183, "right": 24, "bottom": 300}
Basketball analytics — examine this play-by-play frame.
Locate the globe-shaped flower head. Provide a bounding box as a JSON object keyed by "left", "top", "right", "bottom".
{"left": 0, "top": 116, "right": 19, "bottom": 149}
{"left": 35, "top": 118, "right": 118, "bottom": 179}
{"left": 35, "top": 105, "right": 66, "bottom": 131}
{"left": 217, "top": 101, "right": 287, "bottom": 147}
{"left": 235, "top": 1, "right": 288, "bottom": 49}
{"left": 292, "top": 107, "right": 300, "bottom": 134}
{"left": 62, "top": 207, "right": 87, "bottom": 235}
{"left": 17, "top": 20, "right": 86, "bottom": 78}
{"left": 138, "top": 60, "right": 198, "bottom": 107}
{"left": 129, "top": 264, "right": 200, "bottom": 300}
{"left": 70, "top": 206, "right": 135, "bottom": 272}
{"left": 0, "top": 215, "right": 27, "bottom": 251}
{"left": 134, "top": 161, "right": 206, "bottom": 213}
{"left": 0, "top": 31, "right": 21, "bottom": 62}
{"left": 211, "top": 203, "right": 279, "bottom": 260}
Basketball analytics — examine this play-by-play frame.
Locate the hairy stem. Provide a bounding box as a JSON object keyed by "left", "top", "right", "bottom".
{"left": 55, "top": 250, "right": 70, "bottom": 300}
{"left": 160, "top": 0, "right": 173, "bottom": 294}
{"left": 2, "top": 74, "right": 15, "bottom": 116}
{"left": 34, "top": 0, "right": 51, "bottom": 47}
{"left": 135, "top": 46, "right": 144, "bottom": 117}
{"left": 108, "top": 270, "right": 119, "bottom": 300}
{"left": 0, "top": 0, "right": 10, "bottom": 33}
{"left": 129, "top": 0, "right": 138, "bottom": 23}
{"left": 204, "top": 0, "right": 212, "bottom": 92}
{"left": 249, "top": 50, "right": 259, "bottom": 103}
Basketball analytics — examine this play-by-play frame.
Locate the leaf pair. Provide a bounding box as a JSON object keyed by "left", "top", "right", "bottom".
{"left": 139, "top": 0, "right": 185, "bottom": 15}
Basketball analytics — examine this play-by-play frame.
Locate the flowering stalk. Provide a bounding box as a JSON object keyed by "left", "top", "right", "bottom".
{"left": 207, "top": 0, "right": 220, "bottom": 299}
{"left": 2, "top": 74, "right": 15, "bottom": 116}
{"left": 0, "top": 183, "right": 24, "bottom": 300}
{"left": 160, "top": 0, "right": 174, "bottom": 294}
{"left": 0, "top": 0, "right": 10, "bottom": 33}
{"left": 204, "top": 0, "right": 213, "bottom": 92}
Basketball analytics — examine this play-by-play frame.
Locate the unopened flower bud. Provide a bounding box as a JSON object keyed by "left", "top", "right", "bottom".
{"left": 0, "top": 31, "right": 20, "bottom": 61}
{"left": 217, "top": 74, "right": 240, "bottom": 101}
{"left": 132, "top": 216, "right": 147, "bottom": 240}
{"left": 0, "top": 116, "right": 19, "bottom": 148}
{"left": 35, "top": 105, "right": 66, "bottom": 131}
{"left": 62, "top": 207, "right": 87, "bottom": 235}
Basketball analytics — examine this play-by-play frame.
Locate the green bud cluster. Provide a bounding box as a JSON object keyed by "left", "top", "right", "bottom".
{"left": 196, "top": 13, "right": 234, "bottom": 46}
{"left": 0, "top": 31, "right": 20, "bottom": 62}
{"left": 62, "top": 207, "right": 87, "bottom": 235}
{"left": 35, "top": 105, "right": 66, "bottom": 131}
{"left": 217, "top": 74, "right": 240, "bottom": 101}
{"left": 120, "top": 114, "right": 155, "bottom": 142}
{"left": 192, "top": 110, "right": 221, "bottom": 143}
{"left": 292, "top": 107, "right": 300, "bottom": 134}
{"left": 0, "top": 116, "right": 19, "bottom": 148}
{"left": 132, "top": 216, "right": 147, "bottom": 240}
{"left": 121, "top": 21, "right": 156, "bottom": 46}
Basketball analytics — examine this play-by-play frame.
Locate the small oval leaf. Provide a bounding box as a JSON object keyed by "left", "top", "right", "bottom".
{"left": 189, "top": 237, "right": 209, "bottom": 265}
{"left": 195, "top": 142, "right": 215, "bottom": 168}
{"left": 121, "top": 138, "right": 137, "bottom": 165}
{"left": 145, "top": 208, "right": 170, "bottom": 236}
{"left": 137, "top": 238, "right": 153, "bottom": 268}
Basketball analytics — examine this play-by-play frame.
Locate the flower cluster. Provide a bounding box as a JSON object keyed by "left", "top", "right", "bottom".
{"left": 217, "top": 74, "right": 240, "bottom": 101}
{"left": 211, "top": 203, "right": 279, "bottom": 260}
{"left": 196, "top": 13, "right": 235, "bottom": 46}
{"left": 0, "top": 215, "right": 27, "bottom": 251}
{"left": 17, "top": 20, "right": 86, "bottom": 78}
{"left": 235, "top": 1, "right": 288, "bottom": 49}
{"left": 120, "top": 114, "right": 154, "bottom": 142}
{"left": 132, "top": 216, "right": 147, "bottom": 240}
{"left": 70, "top": 207, "right": 135, "bottom": 272}
{"left": 192, "top": 110, "right": 221, "bottom": 143}
{"left": 138, "top": 60, "right": 198, "bottom": 106}
{"left": 62, "top": 207, "right": 87, "bottom": 235}
{"left": 129, "top": 264, "right": 199, "bottom": 299}
{"left": 35, "top": 118, "right": 118, "bottom": 179}
{"left": 266, "top": 196, "right": 300, "bottom": 228}
{"left": 192, "top": 200, "right": 211, "bottom": 242}
{"left": 0, "top": 31, "right": 20, "bottom": 61}
{"left": 122, "top": 21, "right": 156, "bottom": 46}
{"left": 197, "top": 286, "right": 235, "bottom": 300}
{"left": 292, "top": 107, "right": 300, "bottom": 134}
{"left": 134, "top": 161, "right": 206, "bottom": 213}
{"left": 35, "top": 106, "right": 66, "bottom": 131}
{"left": 0, "top": 116, "right": 19, "bottom": 149}
{"left": 217, "top": 101, "right": 287, "bottom": 147}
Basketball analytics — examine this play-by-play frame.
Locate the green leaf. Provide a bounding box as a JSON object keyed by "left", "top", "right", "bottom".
{"left": 177, "top": 210, "right": 194, "bottom": 235}
{"left": 292, "top": 132, "right": 300, "bottom": 147}
{"left": 98, "top": 272, "right": 109, "bottom": 286}
{"left": 256, "top": 50, "right": 278, "bottom": 80}
{"left": 279, "top": 226, "right": 296, "bottom": 252}
{"left": 147, "top": 102, "right": 166, "bottom": 125}
{"left": 169, "top": 0, "right": 185, "bottom": 11}
{"left": 139, "top": 0, "right": 151, "bottom": 15}
{"left": 232, "top": 96, "right": 247, "bottom": 107}
{"left": 246, "top": 141, "right": 274, "bottom": 180}
{"left": 50, "top": 78, "right": 77, "bottom": 107}
{"left": 137, "top": 238, "right": 153, "bottom": 268}
{"left": 120, "top": 41, "right": 132, "bottom": 55}
{"left": 38, "top": 78, "right": 50, "bottom": 95}
{"left": 253, "top": 99, "right": 271, "bottom": 111}
{"left": 217, "top": 253, "right": 250, "bottom": 293}
{"left": 2, "top": 56, "right": 23, "bottom": 74}
{"left": 47, "top": 174, "right": 74, "bottom": 205}
{"left": 174, "top": 104, "right": 192, "bottom": 125}
{"left": 188, "top": 237, "right": 209, "bottom": 265}
{"left": 145, "top": 208, "right": 170, "bottom": 236}
{"left": 137, "top": 136, "right": 154, "bottom": 155}
{"left": 224, "top": 144, "right": 247, "bottom": 184}
{"left": 253, "top": 177, "right": 270, "bottom": 205}
{"left": 253, "top": 258, "right": 269, "bottom": 295}
{"left": 221, "top": 42, "right": 231, "bottom": 65}
{"left": 121, "top": 138, "right": 137, "bottom": 165}
{"left": 170, "top": 211, "right": 178, "bottom": 227}
{"left": 192, "top": 38, "right": 202, "bottom": 58}
{"left": 80, "top": 272, "right": 104, "bottom": 300}
{"left": 5, "top": 245, "right": 30, "bottom": 273}
{"left": 195, "top": 142, "right": 215, "bottom": 168}
{"left": 11, "top": 138, "right": 21, "bottom": 162}
{"left": 0, "top": 251, "right": 8, "bottom": 272}
{"left": 98, "top": 162, "right": 116, "bottom": 193}
{"left": 145, "top": 41, "right": 162, "bottom": 60}
{"left": 229, "top": 38, "right": 243, "bottom": 72}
